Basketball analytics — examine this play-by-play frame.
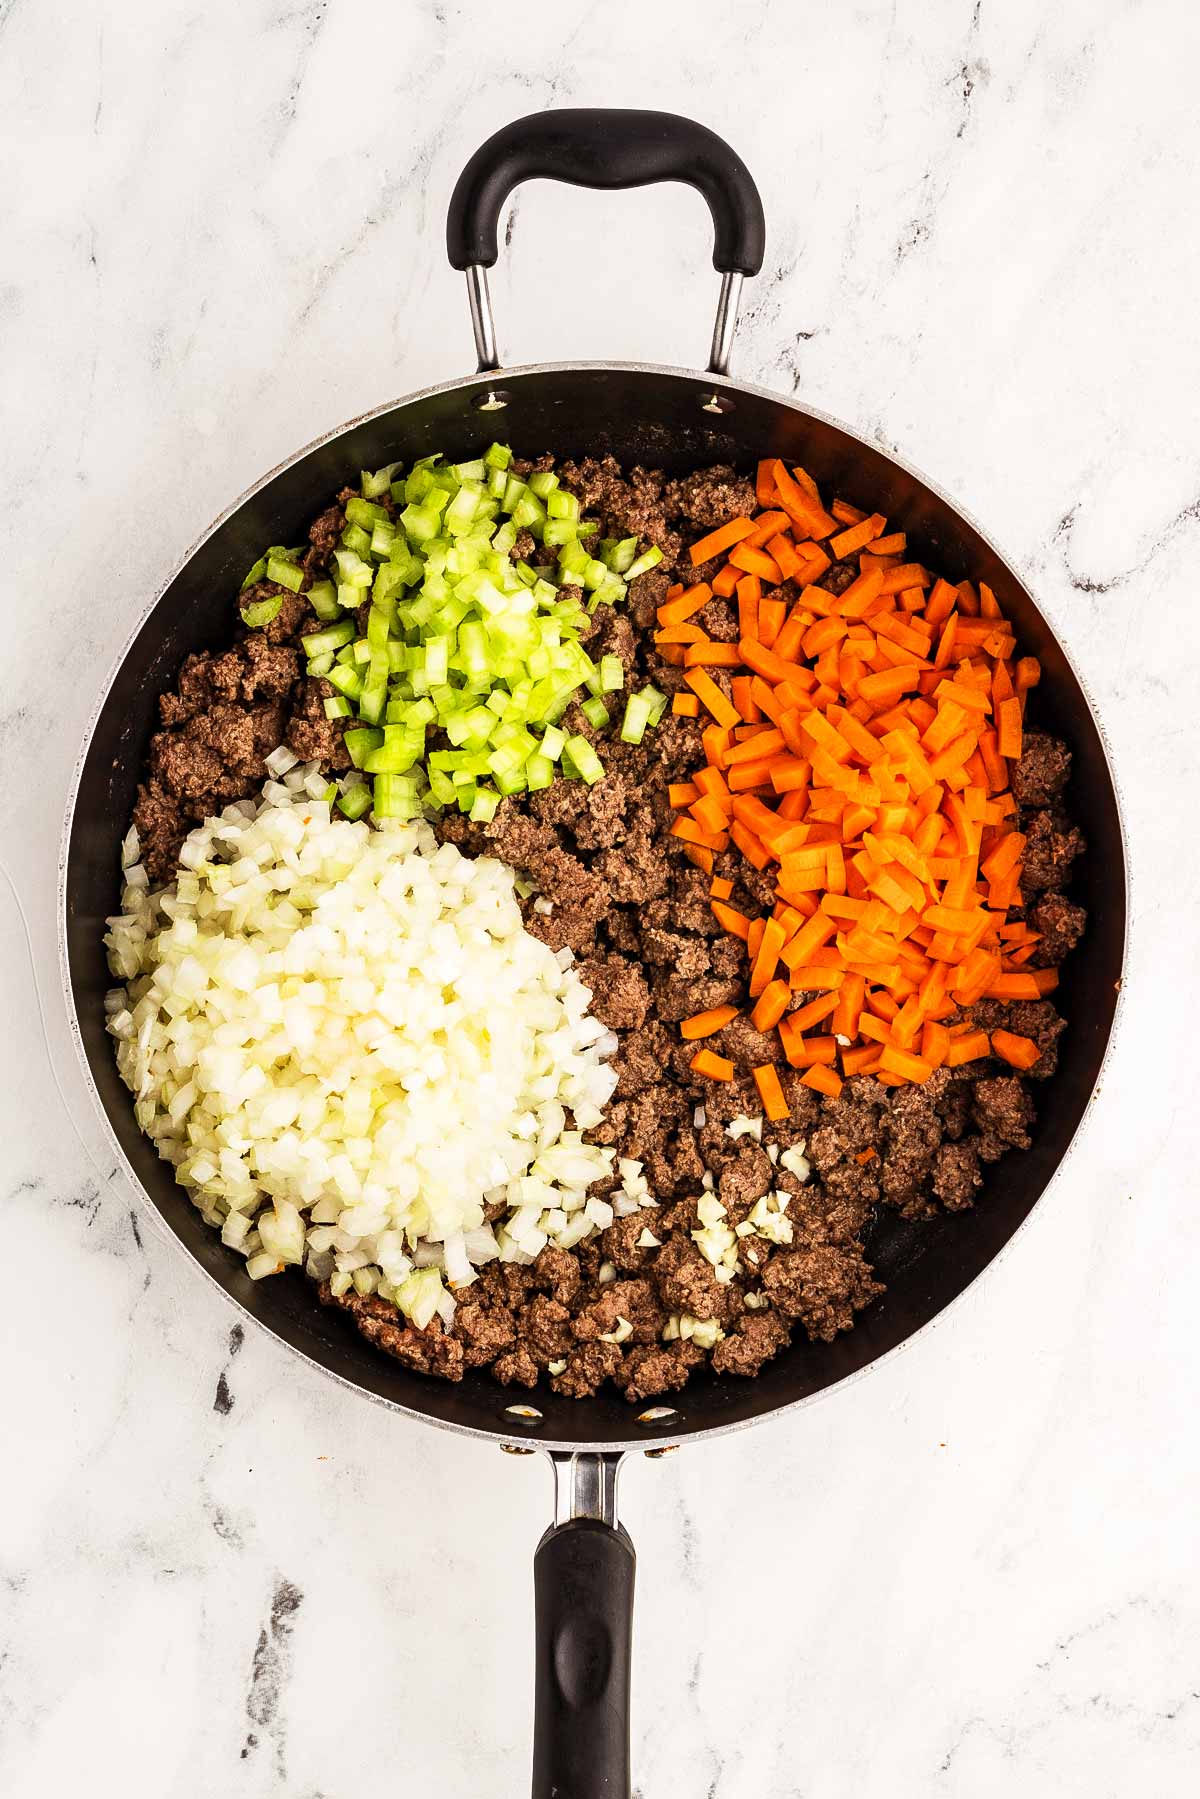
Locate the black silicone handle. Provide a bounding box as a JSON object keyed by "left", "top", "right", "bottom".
{"left": 447, "top": 108, "right": 765, "bottom": 276}
{"left": 533, "top": 1518, "right": 636, "bottom": 1799}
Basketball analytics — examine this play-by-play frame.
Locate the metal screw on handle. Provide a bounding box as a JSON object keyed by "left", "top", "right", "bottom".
{"left": 463, "top": 264, "right": 745, "bottom": 381}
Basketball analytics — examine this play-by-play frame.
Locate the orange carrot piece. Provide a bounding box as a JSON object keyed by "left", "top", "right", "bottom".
{"left": 689, "top": 517, "right": 757, "bottom": 566}
{"left": 668, "top": 782, "right": 700, "bottom": 808}
{"left": 684, "top": 844, "right": 713, "bottom": 874}
{"left": 879, "top": 1045, "right": 934, "bottom": 1083}
{"left": 672, "top": 692, "right": 701, "bottom": 717}
{"left": 944, "top": 1030, "right": 990, "bottom": 1067}
{"left": 756, "top": 460, "right": 778, "bottom": 509}
{"left": 997, "top": 696, "right": 1023, "bottom": 760}
{"left": 984, "top": 969, "right": 1058, "bottom": 999}
{"left": 730, "top": 542, "right": 784, "bottom": 583}
{"left": 685, "top": 642, "right": 742, "bottom": 668}
{"left": 727, "top": 726, "right": 785, "bottom": 766}
{"left": 744, "top": 509, "right": 790, "bottom": 549}
{"left": 830, "top": 513, "right": 887, "bottom": 559}
{"left": 710, "top": 875, "right": 734, "bottom": 900}
{"left": 772, "top": 460, "right": 838, "bottom": 540}
{"left": 758, "top": 596, "right": 787, "bottom": 648}
{"left": 750, "top": 979, "right": 791, "bottom": 1033}
{"left": 680, "top": 1005, "right": 739, "bottom": 1040}
{"left": 685, "top": 667, "right": 739, "bottom": 728}
{"left": 670, "top": 816, "right": 729, "bottom": 852}
{"left": 991, "top": 1029, "right": 1041, "bottom": 1070}
{"left": 711, "top": 900, "right": 751, "bottom": 938}
{"left": 800, "top": 1063, "right": 843, "bottom": 1098}
{"left": 731, "top": 675, "right": 761, "bottom": 722}
{"left": 753, "top": 1063, "right": 790, "bottom": 1120}
{"left": 788, "top": 990, "right": 840, "bottom": 1032}
{"left": 691, "top": 1048, "right": 735, "bottom": 1081}
{"left": 749, "top": 917, "right": 787, "bottom": 997}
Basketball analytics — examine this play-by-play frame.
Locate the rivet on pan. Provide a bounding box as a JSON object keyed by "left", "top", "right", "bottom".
{"left": 699, "top": 392, "right": 735, "bottom": 416}
{"left": 473, "top": 388, "right": 512, "bottom": 412}
{"left": 636, "top": 1406, "right": 679, "bottom": 1427}
{"left": 644, "top": 1445, "right": 678, "bottom": 1459}
{"left": 503, "top": 1403, "right": 544, "bottom": 1428}
{"left": 500, "top": 1443, "right": 536, "bottom": 1456}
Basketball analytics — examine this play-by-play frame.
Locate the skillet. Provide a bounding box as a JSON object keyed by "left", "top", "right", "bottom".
{"left": 60, "top": 109, "right": 1126, "bottom": 1798}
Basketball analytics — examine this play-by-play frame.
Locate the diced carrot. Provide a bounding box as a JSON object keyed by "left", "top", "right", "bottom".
{"left": 731, "top": 675, "right": 761, "bottom": 722}
{"left": 711, "top": 902, "right": 751, "bottom": 939}
{"left": 997, "top": 696, "right": 1023, "bottom": 760}
{"left": 689, "top": 516, "right": 757, "bottom": 566}
{"left": 680, "top": 1005, "right": 739, "bottom": 1040}
{"left": 672, "top": 692, "right": 701, "bottom": 716}
{"left": 772, "top": 460, "right": 838, "bottom": 539}
{"left": 756, "top": 460, "right": 778, "bottom": 509}
{"left": 668, "top": 782, "right": 699, "bottom": 807}
{"left": 691, "top": 1048, "right": 735, "bottom": 1081}
{"left": 750, "top": 980, "right": 791, "bottom": 1032}
{"left": 710, "top": 875, "right": 734, "bottom": 900}
{"left": 684, "top": 845, "right": 713, "bottom": 874}
{"left": 984, "top": 969, "right": 1058, "bottom": 999}
{"left": 671, "top": 816, "right": 729, "bottom": 852}
{"left": 758, "top": 596, "right": 786, "bottom": 648}
{"left": 730, "top": 542, "right": 784, "bottom": 583}
{"left": 830, "top": 512, "right": 887, "bottom": 559}
{"left": 753, "top": 1063, "right": 790, "bottom": 1120}
{"left": 991, "top": 1029, "right": 1041, "bottom": 1070}
{"left": 879, "top": 1045, "right": 934, "bottom": 1082}
{"left": 685, "top": 667, "right": 739, "bottom": 728}
{"left": 800, "top": 1064, "right": 843, "bottom": 1098}
{"left": 944, "top": 1030, "right": 991, "bottom": 1067}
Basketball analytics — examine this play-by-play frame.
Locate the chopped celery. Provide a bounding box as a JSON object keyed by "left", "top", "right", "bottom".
{"left": 336, "top": 784, "right": 373, "bottom": 820}
{"left": 540, "top": 725, "right": 566, "bottom": 762}
{"left": 525, "top": 753, "right": 554, "bottom": 791}
{"left": 470, "top": 787, "right": 500, "bottom": 823}
{"left": 265, "top": 553, "right": 304, "bottom": 593}
{"left": 306, "top": 651, "right": 334, "bottom": 677}
{"left": 624, "top": 545, "right": 664, "bottom": 582}
{"left": 620, "top": 693, "right": 653, "bottom": 744}
{"left": 642, "top": 684, "right": 669, "bottom": 725}
{"left": 580, "top": 696, "right": 610, "bottom": 729}
{"left": 546, "top": 489, "right": 580, "bottom": 521}
{"left": 484, "top": 442, "right": 512, "bottom": 470}
{"left": 240, "top": 590, "right": 283, "bottom": 629}
{"left": 564, "top": 734, "right": 605, "bottom": 784}
{"left": 240, "top": 553, "right": 268, "bottom": 590}
{"left": 599, "top": 655, "right": 625, "bottom": 692}
{"left": 304, "top": 620, "right": 356, "bottom": 657}
{"left": 343, "top": 727, "right": 384, "bottom": 768}
{"left": 361, "top": 461, "right": 402, "bottom": 499}
{"left": 325, "top": 663, "right": 364, "bottom": 701}
{"left": 373, "top": 774, "right": 418, "bottom": 818}
{"left": 323, "top": 695, "right": 353, "bottom": 720}
{"left": 528, "top": 470, "right": 559, "bottom": 499}
{"left": 307, "top": 579, "right": 342, "bottom": 621}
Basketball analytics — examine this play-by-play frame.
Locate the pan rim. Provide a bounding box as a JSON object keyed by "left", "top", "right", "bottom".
{"left": 57, "top": 358, "right": 1131, "bottom": 1453}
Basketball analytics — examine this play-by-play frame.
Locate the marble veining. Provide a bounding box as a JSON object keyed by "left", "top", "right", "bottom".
{"left": 2, "top": 1, "right": 1198, "bottom": 1794}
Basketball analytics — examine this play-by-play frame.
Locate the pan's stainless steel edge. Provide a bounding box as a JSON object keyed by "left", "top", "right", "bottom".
{"left": 57, "top": 358, "right": 1130, "bottom": 1455}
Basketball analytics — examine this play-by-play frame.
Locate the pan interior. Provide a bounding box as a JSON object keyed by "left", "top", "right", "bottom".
{"left": 63, "top": 364, "right": 1125, "bottom": 1449}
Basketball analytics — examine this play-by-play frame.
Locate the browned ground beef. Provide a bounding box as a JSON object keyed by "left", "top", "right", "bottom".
{"left": 132, "top": 457, "right": 1087, "bottom": 1401}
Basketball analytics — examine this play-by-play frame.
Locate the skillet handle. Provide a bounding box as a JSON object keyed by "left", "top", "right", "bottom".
{"left": 533, "top": 1519, "right": 635, "bottom": 1799}
{"left": 447, "top": 108, "right": 765, "bottom": 375}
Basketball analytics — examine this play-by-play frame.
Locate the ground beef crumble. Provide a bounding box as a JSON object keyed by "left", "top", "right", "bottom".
{"left": 134, "top": 456, "right": 1088, "bottom": 1401}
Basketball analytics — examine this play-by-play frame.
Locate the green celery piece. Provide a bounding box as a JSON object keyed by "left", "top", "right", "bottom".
{"left": 241, "top": 590, "right": 284, "bottom": 629}
{"left": 624, "top": 544, "right": 664, "bottom": 581}
{"left": 427, "top": 767, "right": 457, "bottom": 806}
{"left": 343, "top": 727, "right": 384, "bottom": 768}
{"left": 455, "top": 781, "right": 478, "bottom": 813}
{"left": 470, "top": 787, "right": 500, "bottom": 823}
{"left": 546, "top": 489, "right": 579, "bottom": 521}
{"left": 542, "top": 518, "right": 579, "bottom": 548}
{"left": 525, "top": 753, "right": 554, "bottom": 791}
{"left": 484, "top": 442, "right": 512, "bottom": 470}
{"left": 306, "top": 651, "right": 334, "bottom": 677}
{"left": 564, "top": 734, "right": 605, "bottom": 785}
{"left": 373, "top": 774, "right": 418, "bottom": 819}
{"left": 619, "top": 693, "right": 652, "bottom": 744}
{"left": 307, "top": 580, "right": 342, "bottom": 621}
{"left": 345, "top": 496, "right": 388, "bottom": 531}
{"left": 336, "top": 785, "right": 373, "bottom": 821}
{"left": 323, "top": 695, "right": 353, "bottom": 719}
{"left": 363, "top": 738, "right": 419, "bottom": 774}
{"left": 540, "top": 725, "right": 566, "bottom": 762}
{"left": 361, "top": 461, "right": 402, "bottom": 499}
{"left": 240, "top": 553, "right": 268, "bottom": 590}
{"left": 358, "top": 678, "right": 387, "bottom": 725}
{"left": 528, "top": 470, "right": 559, "bottom": 499}
{"left": 642, "top": 683, "right": 669, "bottom": 725}
{"left": 599, "top": 655, "right": 625, "bottom": 692}
{"left": 493, "top": 766, "right": 527, "bottom": 796}
{"left": 306, "top": 620, "right": 356, "bottom": 657}
{"left": 580, "top": 695, "right": 610, "bottom": 729}
{"left": 265, "top": 553, "right": 304, "bottom": 593}
{"left": 340, "top": 523, "right": 372, "bottom": 558}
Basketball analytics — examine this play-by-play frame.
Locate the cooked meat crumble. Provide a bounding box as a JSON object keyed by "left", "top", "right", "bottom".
{"left": 130, "top": 457, "right": 1087, "bottom": 1401}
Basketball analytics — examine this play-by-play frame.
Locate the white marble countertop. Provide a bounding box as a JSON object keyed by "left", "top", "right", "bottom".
{"left": 2, "top": 1, "right": 1197, "bottom": 1793}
